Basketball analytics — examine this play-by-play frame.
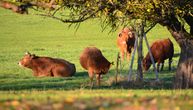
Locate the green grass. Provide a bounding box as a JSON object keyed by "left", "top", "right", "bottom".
{"left": 0, "top": 8, "right": 192, "bottom": 109}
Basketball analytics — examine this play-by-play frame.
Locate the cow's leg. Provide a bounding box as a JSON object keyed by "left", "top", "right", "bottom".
{"left": 52, "top": 70, "right": 61, "bottom": 77}
{"left": 33, "top": 71, "right": 38, "bottom": 76}
{"left": 37, "top": 74, "right": 47, "bottom": 77}
{"left": 126, "top": 52, "right": 131, "bottom": 61}
{"left": 88, "top": 69, "right": 94, "bottom": 87}
{"left": 120, "top": 49, "right": 125, "bottom": 61}
{"left": 157, "top": 61, "right": 161, "bottom": 72}
{"left": 52, "top": 67, "right": 66, "bottom": 77}
{"left": 160, "top": 61, "right": 164, "bottom": 71}
{"left": 37, "top": 71, "right": 50, "bottom": 77}
{"left": 96, "top": 74, "right": 101, "bottom": 86}
{"left": 126, "top": 47, "right": 132, "bottom": 61}
{"left": 38, "top": 69, "right": 52, "bottom": 77}
{"left": 168, "top": 58, "right": 172, "bottom": 71}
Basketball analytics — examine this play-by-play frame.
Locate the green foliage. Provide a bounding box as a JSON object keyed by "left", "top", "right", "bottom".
{"left": 14, "top": 0, "right": 193, "bottom": 32}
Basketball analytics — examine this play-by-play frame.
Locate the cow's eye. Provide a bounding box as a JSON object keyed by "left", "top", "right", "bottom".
{"left": 119, "top": 33, "right": 122, "bottom": 37}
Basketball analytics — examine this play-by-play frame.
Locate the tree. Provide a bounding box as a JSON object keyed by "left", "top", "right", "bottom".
{"left": 10, "top": 0, "right": 193, "bottom": 88}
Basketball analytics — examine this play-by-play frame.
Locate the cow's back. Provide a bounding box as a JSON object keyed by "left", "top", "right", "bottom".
{"left": 32, "top": 57, "right": 75, "bottom": 77}
{"left": 80, "top": 47, "right": 102, "bottom": 70}
{"left": 80, "top": 47, "right": 110, "bottom": 71}
{"left": 51, "top": 58, "right": 76, "bottom": 76}
{"left": 150, "top": 38, "right": 174, "bottom": 61}
{"left": 162, "top": 39, "right": 174, "bottom": 59}
{"left": 60, "top": 59, "right": 76, "bottom": 76}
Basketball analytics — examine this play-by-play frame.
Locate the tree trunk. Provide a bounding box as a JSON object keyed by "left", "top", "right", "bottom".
{"left": 170, "top": 31, "right": 193, "bottom": 89}
{"left": 161, "top": 15, "right": 193, "bottom": 88}
{"left": 174, "top": 38, "right": 193, "bottom": 89}
{"left": 136, "top": 23, "right": 144, "bottom": 82}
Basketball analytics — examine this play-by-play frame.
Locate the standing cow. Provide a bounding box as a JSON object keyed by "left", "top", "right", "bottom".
{"left": 143, "top": 38, "right": 174, "bottom": 72}
{"left": 117, "top": 27, "right": 135, "bottom": 61}
{"left": 79, "top": 47, "right": 113, "bottom": 86}
{"left": 19, "top": 52, "right": 76, "bottom": 77}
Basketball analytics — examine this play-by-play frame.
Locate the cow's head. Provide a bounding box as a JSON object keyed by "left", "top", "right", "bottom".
{"left": 118, "top": 27, "right": 134, "bottom": 39}
{"left": 18, "top": 52, "right": 36, "bottom": 68}
{"left": 109, "top": 61, "right": 114, "bottom": 68}
{"left": 101, "top": 61, "right": 114, "bottom": 74}
{"left": 119, "top": 27, "right": 128, "bottom": 38}
{"left": 142, "top": 59, "right": 151, "bottom": 71}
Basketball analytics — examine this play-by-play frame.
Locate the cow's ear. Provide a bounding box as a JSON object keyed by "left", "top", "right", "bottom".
{"left": 118, "top": 33, "right": 122, "bottom": 37}
{"left": 110, "top": 62, "right": 114, "bottom": 68}
{"left": 31, "top": 54, "right": 36, "bottom": 59}
{"left": 25, "top": 51, "right": 31, "bottom": 55}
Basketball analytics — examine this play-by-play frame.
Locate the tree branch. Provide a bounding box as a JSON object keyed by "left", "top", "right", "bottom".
{"left": 184, "top": 13, "right": 193, "bottom": 35}
{"left": 145, "top": 22, "right": 157, "bottom": 34}
{"left": 37, "top": 9, "right": 100, "bottom": 23}
{"left": 52, "top": 3, "right": 65, "bottom": 16}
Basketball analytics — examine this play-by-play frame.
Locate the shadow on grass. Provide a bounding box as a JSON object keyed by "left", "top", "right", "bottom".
{"left": 0, "top": 72, "right": 83, "bottom": 91}
{"left": 74, "top": 71, "right": 88, "bottom": 77}
{"left": 0, "top": 69, "right": 176, "bottom": 91}
{"left": 106, "top": 68, "right": 176, "bottom": 90}
{"left": 107, "top": 77, "right": 174, "bottom": 90}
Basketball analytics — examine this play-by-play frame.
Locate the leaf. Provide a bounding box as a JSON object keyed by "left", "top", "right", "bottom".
{"left": 11, "top": 100, "right": 20, "bottom": 106}
{"left": 64, "top": 97, "right": 75, "bottom": 104}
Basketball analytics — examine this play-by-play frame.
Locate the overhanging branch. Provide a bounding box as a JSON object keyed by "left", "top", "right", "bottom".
{"left": 184, "top": 13, "right": 193, "bottom": 35}
{"left": 37, "top": 9, "right": 100, "bottom": 23}
{"left": 145, "top": 22, "right": 157, "bottom": 34}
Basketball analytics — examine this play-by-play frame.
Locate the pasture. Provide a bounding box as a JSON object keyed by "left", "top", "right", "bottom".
{"left": 0, "top": 8, "right": 192, "bottom": 110}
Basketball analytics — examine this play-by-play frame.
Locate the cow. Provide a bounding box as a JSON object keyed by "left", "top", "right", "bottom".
{"left": 117, "top": 27, "right": 135, "bottom": 61}
{"left": 143, "top": 38, "right": 174, "bottom": 72}
{"left": 79, "top": 47, "right": 113, "bottom": 86}
{"left": 18, "top": 52, "right": 76, "bottom": 77}
{"left": 0, "top": 1, "right": 31, "bottom": 14}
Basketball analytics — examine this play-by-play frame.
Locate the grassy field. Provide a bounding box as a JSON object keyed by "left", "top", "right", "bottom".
{"left": 0, "top": 8, "right": 192, "bottom": 110}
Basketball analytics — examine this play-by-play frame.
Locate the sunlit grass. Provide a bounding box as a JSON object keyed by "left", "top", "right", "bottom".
{"left": 0, "top": 8, "right": 179, "bottom": 87}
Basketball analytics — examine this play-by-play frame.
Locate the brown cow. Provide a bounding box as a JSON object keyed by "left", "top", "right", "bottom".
{"left": 117, "top": 27, "right": 135, "bottom": 61}
{"left": 0, "top": 1, "right": 31, "bottom": 14}
{"left": 79, "top": 47, "right": 113, "bottom": 86}
{"left": 143, "top": 38, "right": 174, "bottom": 72}
{"left": 18, "top": 52, "right": 76, "bottom": 77}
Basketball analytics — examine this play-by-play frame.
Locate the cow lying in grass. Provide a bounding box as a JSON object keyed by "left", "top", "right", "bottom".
{"left": 19, "top": 52, "right": 76, "bottom": 77}
{"left": 143, "top": 38, "right": 174, "bottom": 72}
{"left": 117, "top": 27, "right": 135, "bottom": 61}
{"left": 79, "top": 47, "right": 113, "bottom": 86}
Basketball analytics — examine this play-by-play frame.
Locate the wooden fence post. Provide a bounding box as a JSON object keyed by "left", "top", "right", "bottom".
{"left": 115, "top": 52, "right": 120, "bottom": 84}
{"left": 128, "top": 31, "right": 138, "bottom": 81}
{"left": 144, "top": 34, "right": 159, "bottom": 81}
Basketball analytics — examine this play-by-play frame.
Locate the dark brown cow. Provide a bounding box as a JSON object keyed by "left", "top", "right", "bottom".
{"left": 143, "top": 38, "right": 174, "bottom": 72}
{"left": 79, "top": 47, "right": 113, "bottom": 86}
{"left": 117, "top": 27, "right": 135, "bottom": 61}
{"left": 19, "top": 52, "right": 76, "bottom": 77}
